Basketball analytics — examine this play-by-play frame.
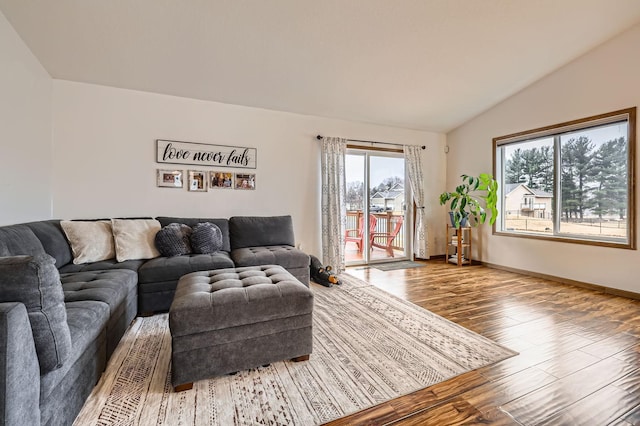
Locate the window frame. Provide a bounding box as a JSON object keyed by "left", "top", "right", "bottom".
{"left": 493, "top": 107, "right": 636, "bottom": 250}
{"left": 344, "top": 146, "right": 412, "bottom": 265}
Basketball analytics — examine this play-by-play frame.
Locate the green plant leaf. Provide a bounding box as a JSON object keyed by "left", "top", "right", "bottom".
{"left": 469, "top": 176, "right": 479, "bottom": 190}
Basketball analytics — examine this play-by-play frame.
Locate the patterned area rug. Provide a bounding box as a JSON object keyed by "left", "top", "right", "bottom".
{"left": 73, "top": 274, "right": 516, "bottom": 426}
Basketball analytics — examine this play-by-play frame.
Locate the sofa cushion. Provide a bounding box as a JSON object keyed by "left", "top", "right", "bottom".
{"left": 111, "top": 219, "right": 161, "bottom": 262}
{"left": 24, "top": 220, "right": 73, "bottom": 268}
{"left": 58, "top": 258, "right": 145, "bottom": 274}
{"left": 0, "top": 255, "right": 72, "bottom": 374}
{"left": 0, "top": 225, "right": 46, "bottom": 258}
{"left": 155, "top": 223, "right": 192, "bottom": 257}
{"left": 60, "top": 269, "right": 138, "bottom": 314}
{"left": 156, "top": 217, "right": 231, "bottom": 252}
{"left": 231, "top": 245, "right": 309, "bottom": 269}
{"left": 190, "top": 222, "right": 223, "bottom": 254}
{"left": 229, "top": 216, "right": 295, "bottom": 250}
{"left": 60, "top": 220, "right": 116, "bottom": 264}
{"left": 137, "top": 252, "right": 235, "bottom": 284}
{"left": 39, "top": 300, "right": 109, "bottom": 403}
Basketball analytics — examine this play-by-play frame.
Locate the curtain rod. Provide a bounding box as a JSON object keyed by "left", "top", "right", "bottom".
{"left": 316, "top": 135, "right": 425, "bottom": 150}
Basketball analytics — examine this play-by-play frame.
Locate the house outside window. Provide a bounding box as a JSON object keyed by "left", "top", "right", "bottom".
{"left": 494, "top": 108, "right": 636, "bottom": 249}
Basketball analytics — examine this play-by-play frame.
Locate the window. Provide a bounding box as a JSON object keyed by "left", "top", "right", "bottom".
{"left": 494, "top": 108, "right": 636, "bottom": 249}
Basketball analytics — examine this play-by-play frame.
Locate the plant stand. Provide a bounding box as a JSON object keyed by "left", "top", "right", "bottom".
{"left": 445, "top": 224, "right": 472, "bottom": 266}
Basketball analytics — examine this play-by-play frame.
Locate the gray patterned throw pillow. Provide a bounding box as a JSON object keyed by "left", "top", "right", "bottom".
{"left": 154, "top": 223, "right": 192, "bottom": 257}
{"left": 191, "top": 222, "right": 223, "bottom": 254}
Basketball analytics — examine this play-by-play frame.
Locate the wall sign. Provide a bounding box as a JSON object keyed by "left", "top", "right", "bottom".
{"left": 156, "top": 139, "right": 257, "bottom": 169}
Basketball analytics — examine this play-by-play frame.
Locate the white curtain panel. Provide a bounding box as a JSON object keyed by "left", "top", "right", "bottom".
{"left": 320, "top": 137, "right": 347, "bottom": 272}
{"left": 404, "top": 145, "right": 429, "bottom": 259}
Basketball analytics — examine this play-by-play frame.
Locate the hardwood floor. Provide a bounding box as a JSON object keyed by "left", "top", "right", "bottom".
{"left": 323, "top": 260, "right": 640, "bottom": 426}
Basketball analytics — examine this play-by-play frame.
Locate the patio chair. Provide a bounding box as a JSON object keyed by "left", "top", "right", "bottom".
{"left": 344, "top": 214, "right": 377, "bottom": 252}
{"left": 371, "top": 216, "right": 403, "bottom": 257}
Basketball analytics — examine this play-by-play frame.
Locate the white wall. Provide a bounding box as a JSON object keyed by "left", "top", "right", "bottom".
{"left": 0, "top": 11, "right": 52, "bottom": 225}
{"left": 447, "top": 24, "right": 640, "bottom": 293}
{"left": 52, "top": 80, "right": 445, "bottom": 257}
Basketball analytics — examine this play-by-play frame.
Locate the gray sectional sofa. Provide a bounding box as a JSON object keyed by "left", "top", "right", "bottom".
{"left": 0, "top": 215, "right": 309, "bottom": 426}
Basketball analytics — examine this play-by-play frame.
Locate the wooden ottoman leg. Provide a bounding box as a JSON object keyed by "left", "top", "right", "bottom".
{"left": 291, "top": 355, "right": 310, "bottom": 362}
{"left": 174, "top": 382, "right": 193, "bottom": 392}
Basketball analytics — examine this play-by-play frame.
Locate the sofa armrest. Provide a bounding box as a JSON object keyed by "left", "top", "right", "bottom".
{"left": 0, "top": 302, "right": 41, "bottom": 426}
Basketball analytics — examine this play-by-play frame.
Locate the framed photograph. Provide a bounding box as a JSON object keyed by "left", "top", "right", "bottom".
{"left": 188, "top": 170, "right": 208, "bottom": 192}
{"left": 156, "top": 169, "right": 183, "bottom": 188}
{"left": 235, "top": 173, "right": 256, "bottom": 190}
{"left": 209, "top": 171, "right": 234, "bottom": 189}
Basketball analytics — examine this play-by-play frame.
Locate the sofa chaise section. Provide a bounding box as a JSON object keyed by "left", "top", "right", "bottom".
{"left": 229, "top": 215, "right": 310, "bottom": 286}
{"left": 0, "top": 302, "right": 41, "bottom": 426}
{"left": 39, "top": 299, "right": 110, "bottom": 426}
{"left": 0, "top": 222, "right": 138, "bottom": 426}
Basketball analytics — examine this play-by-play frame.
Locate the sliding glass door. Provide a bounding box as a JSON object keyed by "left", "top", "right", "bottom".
{"left": 345, "top": 149, "right": 410, "bottom": 265}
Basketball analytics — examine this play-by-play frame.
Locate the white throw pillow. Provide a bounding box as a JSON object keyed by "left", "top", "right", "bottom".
{"left": 111, "top": 219, "right": 161, "bottom": 262}
{"left": 60, "top": 220, "right": 116, "bottom": 264}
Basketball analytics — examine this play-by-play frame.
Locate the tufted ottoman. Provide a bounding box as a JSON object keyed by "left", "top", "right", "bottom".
{"left": 169, "top": 265, "right": 314, "bottom": 391}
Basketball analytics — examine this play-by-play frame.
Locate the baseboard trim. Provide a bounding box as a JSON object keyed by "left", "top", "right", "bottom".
{"left": 482, "top": 261, "right": 640, "bottom": 301}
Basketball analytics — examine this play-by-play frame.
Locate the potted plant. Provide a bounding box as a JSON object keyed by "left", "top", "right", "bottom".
{"left": 439, "top": 173, "right": 499, "bottom": 228}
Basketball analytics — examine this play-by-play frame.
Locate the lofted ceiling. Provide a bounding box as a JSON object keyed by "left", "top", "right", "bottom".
{"left": 2, "top": 1, "right": 640, "bottom": 133}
